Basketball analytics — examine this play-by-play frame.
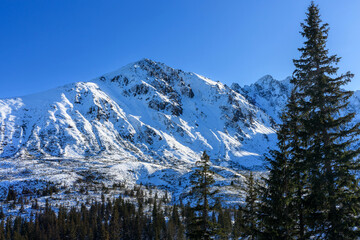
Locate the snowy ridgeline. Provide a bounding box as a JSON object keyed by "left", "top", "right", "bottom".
{"left": 0, "top": 58, "right": 359, "bottom": 209}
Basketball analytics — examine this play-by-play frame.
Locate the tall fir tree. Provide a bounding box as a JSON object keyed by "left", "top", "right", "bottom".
{"left": 263, "top": 2, "right": 360, "bottom": 239}
{"left": 186, "top": 151, "right": 219, "bottom": 240}
{"left": 260, "top": 92, "right": 305, "bottom": 239}
{"left": 293, "top": 2, "right": 360, "bottom": 239}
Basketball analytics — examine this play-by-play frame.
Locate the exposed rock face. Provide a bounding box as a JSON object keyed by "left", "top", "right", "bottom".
{"left": 231, "top": 75, "right": 292, "bottom": 123}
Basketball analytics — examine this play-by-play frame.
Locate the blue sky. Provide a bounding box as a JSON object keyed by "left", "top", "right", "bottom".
{"left": 1, "top": 0, "right": 359, "bottom": 98}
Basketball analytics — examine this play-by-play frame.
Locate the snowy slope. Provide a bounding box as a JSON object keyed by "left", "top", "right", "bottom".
{"left": 1, "top": 59, "right": 358, "bottom": 206}
{"left": 0, "top": 59, "right": 276, "bottom": 168}
{"left": 0, "top": 59, "right": 279, "bottom": 204}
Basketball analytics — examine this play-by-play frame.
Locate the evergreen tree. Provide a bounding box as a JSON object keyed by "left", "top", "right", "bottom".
{"left": 186, "top": 151, "right": 219, "bottom": 240}
{"left": 151, "top": 197, "right": 162, "bottom": 240}
{"left": 0, "top": 207, "right": 4, "bottom": 220}
{"left": 260, "top": 93, "right": 304, "bottom": 239}
{"left": 293, "top": 2, "right": 360, "bottom": 239}
{"left": 167, "top": 205, "right": 185, "bottom": 240}
{"left": 263, "top": 2, "right": 360, "bottom": 239}
{"left": 241, "top": 172, "right": 261, "bottom": 239}
{"left": 109, "top": 203, "right": 121, "bottom": 240}
{"left": 232, "top": 206, "right": 244, "bottom": 239}
{"left": 0, "top": 221, "right": 4, "bottom": 240}
{"left": 217, "top": 207, "right": 232, "bottom": 239}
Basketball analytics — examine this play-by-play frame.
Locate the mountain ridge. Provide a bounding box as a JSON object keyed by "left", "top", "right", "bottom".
{"left": 0, "top": 59, "right": 358, "bottom": 201}
{"left": 0, "top": 59, "right": 276, "bottom": 166}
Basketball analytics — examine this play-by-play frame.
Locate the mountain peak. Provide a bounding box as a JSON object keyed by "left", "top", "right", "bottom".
{"left": 253, "top": 75, "right": 293, "bottom": 89}
{"left": 96, "top": 58, "right": 183, "bottom": 86}
{"left": 135, "top": 58, "right": 160, "bottom": 65}
{"left": 131, "top": 58, "right": 164, "bottom": 69}
{"left": 255, "top": 75, "right": 275, "bottom": 85}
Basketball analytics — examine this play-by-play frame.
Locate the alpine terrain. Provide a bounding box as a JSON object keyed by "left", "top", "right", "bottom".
{"left": 0, "top": 59, "right": 359, "bottom": 208}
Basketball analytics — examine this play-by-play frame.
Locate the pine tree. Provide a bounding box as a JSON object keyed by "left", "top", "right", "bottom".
{"left": 110, "top": 203, "right": 121, "bottom": 240}
{"left": 0, "top": 221, "right": 4, "bottom": 240}
{"left": 167, "top": 205, "right": 185, "bottom": 240}
{"left": 260, "top": 93, "right": 304, "bottom": 239}
{"left": 217, "top": 207, "right": 232, "bottom": 239}
{"left": 232, "top": 206, "right": 244, "bottom": 239}
{"left": 152, "top": 197, "right": 161, "bottom": 240}
{"left": 264, "top": 2, "right": 360, "bottom": 239}
{"left": 0, "top": 207, "right": 4, "bottom": 220}
{"left": 241, "top": 171, "right": 261, "bottom": 239}
{"left": 292, "top": 2, "right": 360, "bottom": 239}
{"left": 186, "top": 151, "right": 219, "bottom": 240}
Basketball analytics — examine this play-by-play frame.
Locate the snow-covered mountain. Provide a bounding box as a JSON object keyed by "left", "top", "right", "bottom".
{"left": 0, "top": 59, "right": 276, "bottom": 168}
{"left": 0, "top": 59, "right": 359, "bottom": 205}
{"left": 232, "top": 75, "right": 292, "bottom": 123}
{"left": 232, "top": 74, "right": 360, "bottom": 130}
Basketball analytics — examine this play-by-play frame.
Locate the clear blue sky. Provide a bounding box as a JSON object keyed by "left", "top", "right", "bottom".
{"left": 1, "top": 0, "right": 359, "bottom": 98}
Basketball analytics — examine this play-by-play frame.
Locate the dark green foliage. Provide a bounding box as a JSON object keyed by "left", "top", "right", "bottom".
{"left": 0, "top": 221, "right": 4, "bottom": 240}
{"left": 262, "top": 2, "right": 360, "bottom": 239}
{"left": 216, "top": 207, "right": 232, "bottom": 239}
{"left": 151, "top": 197, "right": 166, "bottom": 240}
{"left": 260, "top": 93, "right": 303, "bottom": 239}
{"left": 186, "top": 151, "right": 219, "bottom": 239}
{"left": 241, "top": 172, "right": 261, "bottom": 240}
{"left": 294, "top": 2, "right": 360, "bottom": 239}
{"left": 6, "top": 188, "right": 16, "bottom": 202}
{"left": 167, "top": 205, "right": 185, "bottom": 240}
{"left": 0, "top": 208, "right": 4, "bottom": 221}
{"left": 232, "top": 206, "right": 244, "bottom": 239}
{"left": 0, "top": 195, "right": 169, "bottom": 240}
{"left": 0, "top": 191, "right": 252, "bottom": 240}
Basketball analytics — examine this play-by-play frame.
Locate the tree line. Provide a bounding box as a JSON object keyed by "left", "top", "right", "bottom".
{"left": 0, "top": 173, "right": 257, "bottom": 240}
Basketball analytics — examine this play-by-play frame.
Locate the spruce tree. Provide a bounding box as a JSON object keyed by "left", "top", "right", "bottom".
{"left": 241, "top": 171, "right": 261, "bottom": 239}
{"left": 109, "top": 204, "right": 121, "bottom": 239}
{"left": 217, "top": 207, "right": 232, "bottom": 239}
{"left": 261, "top": 93, "right": 304, "bottom": 239}
{"left": 0, "top": 221, "right": 4, "bottom": 240}
{"left": 186, "top": 151, "right": 219, "bottom": 240}
{"left": 292, "top": 2, "right": 360, "bottom": 239}
{"left": 264, "top": 2, "right": 360, "bottom": 239}
{"left": 232, "top": 206, "right": 244, "bottom": 239}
